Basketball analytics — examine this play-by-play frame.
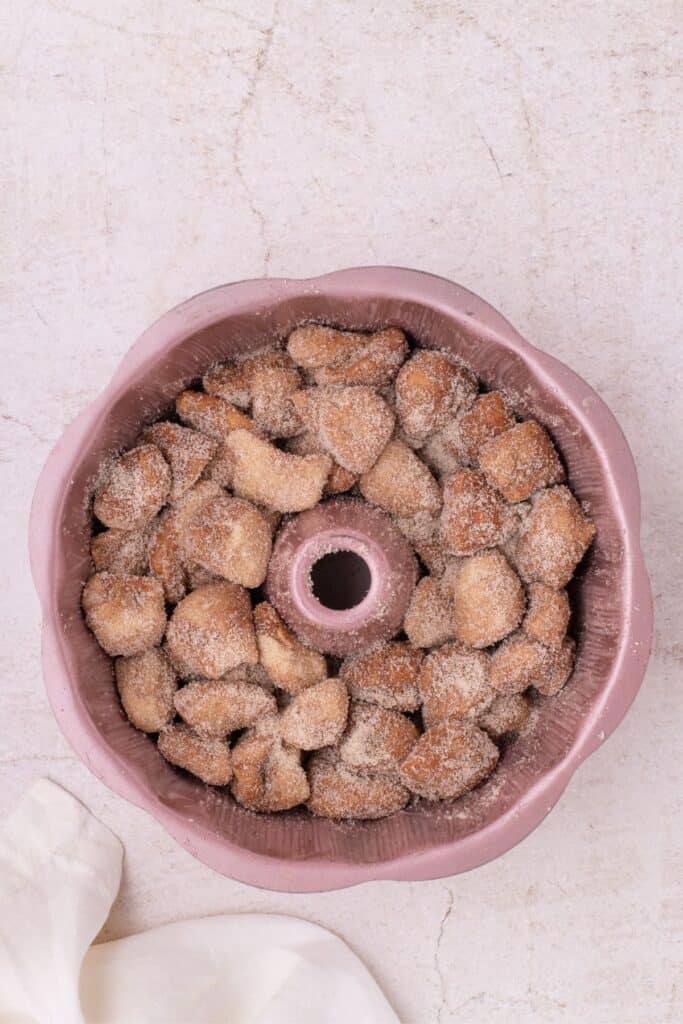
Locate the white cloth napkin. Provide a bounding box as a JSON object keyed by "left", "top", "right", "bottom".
{"left": 0, "top": 780, "right": 398, "bottom": 1024}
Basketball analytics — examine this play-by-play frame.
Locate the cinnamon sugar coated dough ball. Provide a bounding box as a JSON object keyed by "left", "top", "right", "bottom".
{"left": 182, "top": 495, "right": 272, "bottom": 588}
{"left": 231, "top": 733, "right": 309, "bottom": 811}
{"left": 450, "top": 550, "right": 525, "bottom": 648}
{"left": 226, "top": 429, "right": 331, "bottom": 512}
{"left": 400, "top": 719, "right": 499, "bottom": 801}
{"left": 523, "top": 582, "right": 570, "bottom": 648}
{"left": 514, "top": 485, "right": 596, "bottom": 588}
{"left": 395, "top": 514, "right": 449, "bottom": 577}
{"left": 166, "top": 581, "right": 257, "bottom": 679}
{"left": 176, "top": 390, "right": 253, "bottom": 441}
{"left": 292, "top": 386, "right": 395, "bottom": 474}
{"left": 339, "top": 703, "right": 419, "bottom": 774}
{"left": 286, "top": 325, "right": 407, "bottom": 384}
{"left": 148, "top": 511, "right": 187, "bottom": 604}
{"left": 174, "top": 678, "right": 276, "bottom": 737}
{"left": 143, "top": 422, "right": 217, "bottom": 502}
{"left": 93, "top": 444, "right": 171, "bottom": 529}
{"left": 115, "top": 648, "right": 177, "bottom": 733}
{"left": 419, "top": 645, "right": 495, "bottom": 727}
{"left": 158, "top": 724, "right": 232, "bottom": 786}
{"left": 280, "top": 678, "right": 349, "bottom": 749}
{"left": 490, "top": 632, "right": 550, "bottom": 694}
{"left": 340, "top": 641, "right": 423, "bottom": 711}
{"left": 451, "top": 391, "right": 515, "bottom": 464}
{"left": 254, "top": 602, "right": 327, "bottom": 693}
{"left": 359, "top": 439, "right": 442, "bottom": 518}
{"left": 395, "top": 350, "right": 477, "bottom": 445}
{"left": 535, "top": 637, "right": 576, "bottom": 696}
{"left": 82, "top": 572, "right": 166, "bottom": 657}
{"left": 403, "top": 576, "right": 454, "bottom": 648}
{"left": 90, "top": 527, "right": 150, "bottom": 575}
{"left": 479, "top": 694, "right": 531, "bottom": 738}
{"left": 440, "top": 469, "right": 505, "bottom": 556}
{"left": 286, "top": 431, "right": 357, "bottom": 495}
{"left": 307, "top": 751, "right": 410, "bottom": 820}
{"left": 479, "top": 420, "right": 565, "bottom": 501}
{"left": 204, "top": 350, "right": 293, "bottom": 406}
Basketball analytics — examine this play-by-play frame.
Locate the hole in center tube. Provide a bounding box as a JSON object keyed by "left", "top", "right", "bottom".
{"left": 310, "top": 550, "right": 372, "bottom": 611}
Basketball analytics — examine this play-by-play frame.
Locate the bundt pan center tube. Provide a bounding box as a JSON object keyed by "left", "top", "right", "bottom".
{"left": 29, "top": 267, "right": 653, "bottom": 892}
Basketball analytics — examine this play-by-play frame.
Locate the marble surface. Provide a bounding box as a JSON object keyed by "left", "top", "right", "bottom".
{"left": 1, "top": 2, "right": 681, "bottom": 1021}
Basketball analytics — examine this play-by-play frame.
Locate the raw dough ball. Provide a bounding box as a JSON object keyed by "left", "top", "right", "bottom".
{"left": 479, "top": 694, "right": 531, "bottom": 738}
{"left": 400, "top": 719, "right": 499, "bottom": 801}
{"left": 148, "top": 480, "right": 224, "bottom": 603}
{"left": 292, "top": 386, "right": 395, "bottom": 474}
{"left": 174, "top": 678, "right": 276, "bottom": 737}
{"left": 446, "top": 391, "right": 515, "bottom": 465}
{"left": 534, "top": 637, "right": 576, "bottom": 696}
{"left": 449, "top": 550, "right": 525, "bottom": 648}
{"left": 291, "top": 326, "right": 408, "bottom": 388}
{"left": 165, "top": 581, "right": 258, "bottom": 679}
{"left": 490, "top": 632, "right": 550, "bottom": 694}
{"left": 395, "top": 350, "right": 477, "bottom": 445}
{"left": 403, "top": 576, "right": 455, "bottom": 648}
{"left": 90, "top": 527, "right": 150, "bottom": 575}
{"left": 231, "top": 732, "right": 309, "bottom": 811}
{"left": 307, "top": 751, "right": 410, "bottom": 820}
{"left": 143, "top": 421, "right": 217, "bottom": 502}
{"left": 182, "top": 494, "right": 272, "bottom": 588}
{"left": 93, "top": 444, "right": 171, "bottom": 529}
{"left": 339, "top": 702, "right": 419, "bottom": 774}
{"left": 479, "top": 420, "right": 564, "bottom": 501}
{"left": 340, "top": 641, "right": 423, "bottom": 711}
{"left": 523, "top": 582, "right": 570, "bottom": 648}
{"left": 226, "top": 429, "right": 331, "bottom": 512}
{"left": 254, "top": 602, "right": 327, "bottom": 693}
{"left": 440, "top": 468, "right": 505, "bottom": 556}
{"left": 82, "top": 572, "right": 166, "bottom": 657}
{"left": 280, "top": 678, "right": 349, "bottom": 749}
{"left": 205, "top": 349, "right": 302, "bottom": 437}
{"left": 418, "top": 645, "right": 495, "bottom": 727}
{"left": 115, "top": 647, "right": 177, "bottom": 733}
{"left": 359, "top": 439, "right": 442, "bottom": 518}
{"left": 286, "top": 431, "right": 357, "bottom": 495}
{"left": 158, "top": 724, "right": 232, "bottom": 786}
{"left": 175, "top": 390, "right": 253, "bottom": 441}
{"left": 513, "top": 485, "right": 596, "bottom": 588}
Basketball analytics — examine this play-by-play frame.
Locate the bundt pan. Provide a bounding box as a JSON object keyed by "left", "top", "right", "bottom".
{"left": 29, "top": 267, "right": 653, "bottom": 891}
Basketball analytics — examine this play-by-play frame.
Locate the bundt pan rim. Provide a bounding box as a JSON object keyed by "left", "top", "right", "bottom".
{"left": 29, "top": 267, "right": 652, "bottom": 892}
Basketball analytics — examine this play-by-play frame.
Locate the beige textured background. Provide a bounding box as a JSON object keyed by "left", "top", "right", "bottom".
{"left": 1, "top": 2, "right": 681, "bottom": 1021}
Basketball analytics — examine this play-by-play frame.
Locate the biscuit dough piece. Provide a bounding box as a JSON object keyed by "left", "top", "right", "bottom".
{"left": 82, "top": 572, "right": 166, "bottom": 657}
{"left": 165, "top": 581, "right": 258, "bottom": 679}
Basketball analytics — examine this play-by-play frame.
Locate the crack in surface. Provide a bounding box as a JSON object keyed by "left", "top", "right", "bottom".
{"left": 232, "top": 0, "right": 281, "bottom": 275}
{"left": 435, "top": 887, "right": 454, "bottom": 1023}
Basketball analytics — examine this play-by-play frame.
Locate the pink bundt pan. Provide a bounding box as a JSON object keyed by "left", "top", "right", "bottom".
{"left": 29, "top": 268, "right": 652, "bottom": 892}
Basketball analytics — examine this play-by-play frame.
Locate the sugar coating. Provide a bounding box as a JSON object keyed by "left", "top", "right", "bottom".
{"left": 339, "top": 702, "right": 419, "bottom": 774}
{"left": 286, "top": 430, "right": 357, "bottom": 495}
{"left": 143, "top": 421, "right": 218, "bottom": 502}
{"left": 182, "top": 494, "right": 272, "bottom": 588}
{"left": 478, "top": 694, "right": 531, "bottom": 738}
{"left": 158, "top": 724, "right": 232, "bottom": 786}
{"left": 174, "top": 678, "right": 276, "bottom": 737}
{"left": 479, "top": 420, "right": 565, "bottom": 502}
{"left": 226, "top": 429, "right": 331, "bottom": 512}
{"left": 446, "top": 391, "right": 514, "bottom": 465}
{"left": 523, "top": 582, "right": 570, "bottom": 648}
{"left": 309, "top": 328, "right": 408, "bottom": 387}
{"left": 359, "top": 439, "right": 442, "bottom": 518}
{"left": 165, "top": 581, "right": 258, "bottom": 679}
{"left": 400, "top": 719, "right": 499, "bottom": 801}
{"left": 254, "top": 602, "right": 327, "bottom": 693}
{"left": 340, "top": 641, "right": 423, "bottom": 711}
{"left": 94, "top": 444, "right": 171, "bottom": 530}
{"left": 148, "top": 480, "right": 224, "bottom": 603}
{"left": 287, "top": 324, "right": 371, "bottom": 369}
{"left": 231, "top": 732, "right": 309, "bottom": 812}
{"left": 534, "top": 637, "right": 576, "bottom": 696}
{"left": 440, "top": 468, "right": 505, "bottom": 556}
{"left": 293, "top": 386, "right": 395, "bottom": 474}
{"left": 490, "top": 632, "right": 550, "bottom": 694}
{"left": 307, "top": 750, "right": 410, "bottom": 819}
{"left": 82, "top": 572, "right": 166, "bottom": 657}
{"left": 176, "top": 390, "right": 254, "bottom": 441}
{"left": 91, "top": 526, "right": 150, "bottom": 575}
{"left": 115, "top": 648, "right": 177, "bottom": 733}
{"left": 395, "top": 350, "right": 477, "bottom": 445}
{"left": 279, "top": 678, "right": 349, "bottom": 750}
{"left": 513, "top": 485, "right": 596, "bottom": 588}
{"left": 403, "top": 576, "right": 455, "bottom": 648}
{"left": 450, "top": 550, "right": 525, "bottom": 649}
{"left": 419, "top": 644, "right": 495, "bottom": 727}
